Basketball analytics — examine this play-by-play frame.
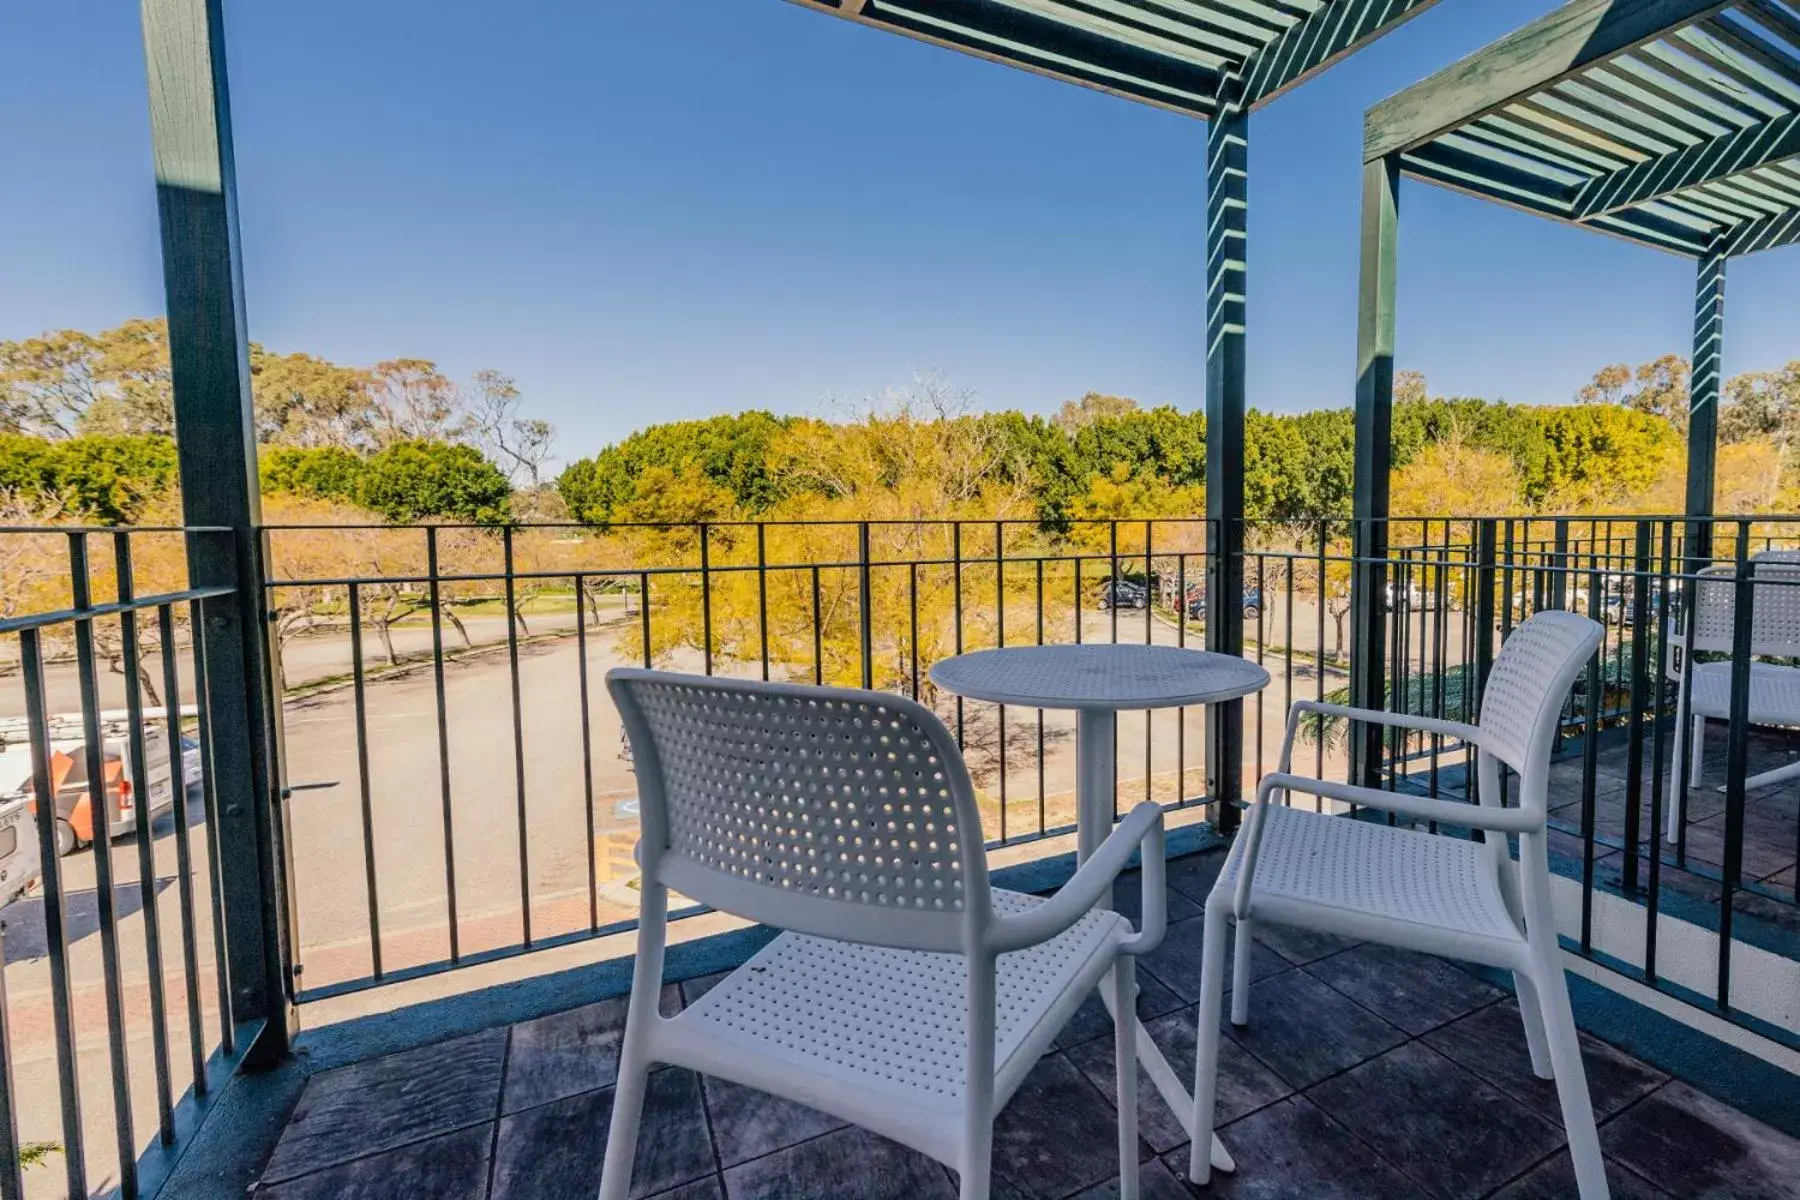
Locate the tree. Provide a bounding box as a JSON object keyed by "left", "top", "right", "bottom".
{"left": 0, "top": 329, "right": 100, "bottom": 436}
{"left": 356, "top": 440, "right": 511, "bottom": 524}
{"left": 261, "top": 445, "right": 367, "bottom": 502}
{"left": 1533, "top": 404, "right": 1680, "bottom": 510}
{"left": 1390, "top": 429, "right": 1520, "bottom": 517}
{"left": 251, "top": 348, "right": 376, "bottom": 447}
{"left": 366, "top": 359, "right": 466, "bottom": 447}
{"left": 1720, "top": 361, "right": 1800, "bottom": 449}
{"left": 1578, "top": 355, "right": 1690, "bottom": 432}
{"left": 466, "top": 369, "right": 556, "bottom": 499}
{"left": 1053, "top": 392, "right": 1139, "bottom": 431}
{"left": 558, "top": 411, "right": 791, "bottom": 525}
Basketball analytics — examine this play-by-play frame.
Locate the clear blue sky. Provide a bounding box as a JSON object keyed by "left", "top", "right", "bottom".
{"left": 1, "top": 0, "right": 1795, "bottom": 467}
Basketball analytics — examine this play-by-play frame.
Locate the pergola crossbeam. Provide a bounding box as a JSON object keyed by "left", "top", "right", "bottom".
{"left": 1570, "top": 108, "right": 1800, "bottom": 216}
{"left": 1365, "top": 0, "right": 1735, "bottom": 161}
{"left": 1242, "top": 0, "right": 1440, "bottom": 106}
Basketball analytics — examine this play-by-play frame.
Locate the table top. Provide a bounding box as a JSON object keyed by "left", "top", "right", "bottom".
{"left": 929, "top": 644, "right": 1270, "bottom": 711}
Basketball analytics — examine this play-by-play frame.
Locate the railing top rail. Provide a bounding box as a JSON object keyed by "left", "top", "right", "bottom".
{"left": 0, "top": 523, "right": 234, "bottom": 535}
{"left": 0, "top": 585, "right": 238, "bottom": 634}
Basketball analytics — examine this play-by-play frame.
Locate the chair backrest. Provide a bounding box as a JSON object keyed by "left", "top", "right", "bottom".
{"left": 1684, "top": 561, "right": 1800, "bottom": 659}
{"left": 607, "top": 669, "right": 991, "bottom": 954}
{"left": 1477, "top": 610, "right": 1605, "bottom": 803}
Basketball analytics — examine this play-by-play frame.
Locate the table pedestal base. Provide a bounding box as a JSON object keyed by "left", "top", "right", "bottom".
{"left": 1076, "top": 711, "right": 1235, "bottom": 1175}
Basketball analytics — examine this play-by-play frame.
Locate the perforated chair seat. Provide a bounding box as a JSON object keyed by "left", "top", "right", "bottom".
{"left": 1684, "top": 661, "right": 1800, "bottom": 725}
{"left": 1223, "top": 804, "right": 1523, "bottom": 947}
{"left": 676, "top": 889, "right": 1128, "bottom": 1125}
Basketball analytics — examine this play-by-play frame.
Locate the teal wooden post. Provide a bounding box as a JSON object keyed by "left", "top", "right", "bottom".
{"left": 142, "top": 0, "right": 290, "bottom": 1060}
{"left": 1205, "top": 72, "right": 1247, "bottom": 829}
{"left": 1350, "top": 154, "right": 1399, "bottom": 789}
{"left": 1686, "top": 240, "right": 1726, "bottom": 561}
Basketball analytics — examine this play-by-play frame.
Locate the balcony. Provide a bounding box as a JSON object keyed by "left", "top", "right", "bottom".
{"left": 245, "top": 849, "right": 1800, "bottom": 1200}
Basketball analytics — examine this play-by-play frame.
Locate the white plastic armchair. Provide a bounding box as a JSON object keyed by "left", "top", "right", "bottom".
{"left": 1189, "top": 611, "right": 1612, "bottom": 1200}
{"left": 1664, "top": 557, "right": 1800, "bottom": 842}
{"left": 599, "top": 670, "right": 1167, "bottom": 1200}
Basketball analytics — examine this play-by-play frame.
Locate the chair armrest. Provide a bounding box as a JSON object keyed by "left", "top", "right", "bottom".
{"left": 1232, "top": 773, "right": 1535, "bottom": 919}
{"left": 1287, "top": 700, "right": 1484, "bottom": 748}
{"left": 985, "top": 802, "right": 1166, "bottom": 956}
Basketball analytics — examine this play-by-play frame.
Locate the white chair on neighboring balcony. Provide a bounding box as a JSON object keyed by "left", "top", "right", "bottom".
{"left": 1665, "top": 555, "right": 1800, "bottom": 843}
{"left": 599, "top": 671, "right": 1168, "bottom": 1200}
{"left": 1187, "top": 610, "right": 1612, "bottom": 1200}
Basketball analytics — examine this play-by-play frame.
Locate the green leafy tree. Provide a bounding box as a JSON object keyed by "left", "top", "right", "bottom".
{"left": 260, "top": 445, "right": 367, "bottom": 501}
{"left": 356, "top": 440, "right": 511, "bottom": 524}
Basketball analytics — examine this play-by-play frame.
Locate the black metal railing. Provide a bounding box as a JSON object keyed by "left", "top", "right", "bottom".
{"left": 1242, "top": 513, "right": 1799, "bottom": 1037}
{"left": 0, "top": 525, "right": 281, "bottom": 1199}
{"left": 261, "top": 517, "right": 1226, "bottom": 1001}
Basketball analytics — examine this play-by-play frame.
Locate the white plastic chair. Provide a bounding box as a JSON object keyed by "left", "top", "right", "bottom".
{"left": 1188, "top": 610, "right": 1611, "bottom": 1200}
{"left": 1665, "top": 555, "right": 1800, "bottom": 842}
{"left": 599, "top": 670, "right": 1168, "bottom": 1200}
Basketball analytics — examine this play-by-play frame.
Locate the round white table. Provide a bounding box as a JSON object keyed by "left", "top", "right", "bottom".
{"left": 930, "top": 643, "right": 1270, "bottom": 1174}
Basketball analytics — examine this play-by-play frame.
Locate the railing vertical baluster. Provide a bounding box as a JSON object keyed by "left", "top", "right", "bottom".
{"left": 639, "top": 571, "right": 653, "bottom": 668}
{"left": 0, "top": 918, "right": 21, "bottom": 1200}
{"left": 1143, "top": 521, "right": 1152, "bottom": 807}
{"left": 1036, "top": 556, "right": 1046, "bottom": 834}
{"left": 576, "top": 575, "right": 599, "bottom": 933}
{"left": 157, "top": 603, "right": 208, "bottom": 1092}
{"left": 69, "top": 533, "right": 137, "bottom": 1194}
{"left": 860, "top": 522, "right": 875, "bottom": 691}
{"left": 757, "top": 524, "right": 771, "bottom": 681}
{"left": 699, "top": 523, "right": 713, "bottom": 676}
{"left": 1622, "top": 522, "right": 1652, "bottom": 894}
{"left": 113, "top": 533, "right": 176, "bottom": 1143}
{"left": 186, "top": 600, "right": 234, "bottom": 1056}
{"left": 1315, "top": 522, "right": 1327, "bottom": 786}
{"left": 953, "top": 525, "right": 965, "bottom": 744}
{"left": 426, "top": 527, "right": 460, "bottom": 963}
{"left": 1718, "top": 520, "right": 1755, "bottom": 1010}
{"left": 995, "top": 522, "right": 1007, "bottom": 841}
{"left": 811, "top": 566, "right": 824, "bottom": 687}
{"left": 18, "top": 628, "right": 87, "bottom": 1199}
{"left": 1177, "top": 550, "right": 1187, "bottom": 803}
{"left": 503, "top": 528, "right": 532, "bottom": 947}
{"left": 1645, "top": 520, "right": 1673, "bottom": 982}
{"left": 348, "top": 585, "right": 383, "bottom": 976}
{"left": 909, "top": 564, "right": 920, "bottom": 700}
{"left": 1579, "top": 542, "right": 1604, "bottom": 956}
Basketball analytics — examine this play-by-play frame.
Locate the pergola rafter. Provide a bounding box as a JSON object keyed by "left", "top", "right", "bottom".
{"left": 1347, "top": 0, "right": 1800, "bottom": 788}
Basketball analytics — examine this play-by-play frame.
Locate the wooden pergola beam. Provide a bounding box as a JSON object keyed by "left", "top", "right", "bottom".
{"left": 1364, "top": 0, "right": 1734, "bottom": 162}
{"left": 1571, "top": 109, "right": 1800, "bottom": 218}
{"left": 1720, "top": 197, "right": 1800, "bottom": 254}
{"left": 1243, "top": 0, "right": 1442, "bottom": 107}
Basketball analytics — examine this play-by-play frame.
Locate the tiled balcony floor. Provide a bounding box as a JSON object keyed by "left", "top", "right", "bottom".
{"left": 249, "top": 849, "right": 1800, "bottom": 1200}
{"left": 1541, "top": 727, "right": 1800, "bottom": 923}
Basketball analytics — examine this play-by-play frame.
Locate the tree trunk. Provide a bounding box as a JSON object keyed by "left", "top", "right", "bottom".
{"left": 444, "top": 606, "right": 473, "bottom": 649}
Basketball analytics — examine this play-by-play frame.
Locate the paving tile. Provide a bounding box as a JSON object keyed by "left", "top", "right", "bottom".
{"left": 1221, "top": 969, "right": 1407, "bottom": 1089}
{"left": 1490, "top": 1151, "right": 1672, "bottom": 1199}
{"left": 993, "top": 1052, "right": 1139, "bottom": 1199}
{"left": 1066, "top": 1007, "right": 1289, "bottom": 1155}
{"left": 1421, "top": 999, "right": 1667, "bottom": 1125}
{"left": 721, "top": 1125, "right": 956, "bottom": 1200}
{"left": 255, "top": 1123, "right": 492, "bottom": 1200}
{"left": 1307, "top": 1041, "right": 1564, "bottom": 1200}
{"left": 1303, "top": 942, "right": 1505, "bottom": 1035}
{"left": 647, "top": 1180, "right": 725, "bottom": 1200}
{"left": 1069, "top": 1157, "right": 1197, "bottom": 1200}
{"left": 1170, "top": 1095, "right": 1417, "bottom": 1199}
{"left": 701, "top": 1074, "right": 846, "bottom": 1167}
{"left": 491, "top": 1068, "right": 714, "bottom": 1200}
{"left": 1601, "top": 1080, "right": 1800, "bottom": 1199}
{"left": 1053, "top": 968, "right": 1186, "bottom": 1051}
{"left": 505, "top": 993, "right": 631, "bottom": 1113}
{"left": 263, "top": 1029, "right": 507, "bottom": 1181}
{"left": 1165, "top": 851, "right": 1226, "bottom": 905}
{"left": 1105, "top": 868, "right": 1204, "bottom": 926}
{"left": 1248, "top": 921, "right": 1359, "bottom": 967}
{"left": 1137, "top": 915, "right": 1290, "bottom": 1005}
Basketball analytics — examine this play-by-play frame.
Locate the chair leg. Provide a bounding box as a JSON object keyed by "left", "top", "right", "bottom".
{"left": 597, "top": 1046, "right": 650, "bottom": 1200}
{"left": 1111, "top": 957, "right": 1140, "bottom": 1200}
{"left": 1666, "top": 714, "right": 1685, "bottom": 844}
{"left": 1512, "top": 971, "right": 1553, "bottom": 1080}
{"left": 1230, "top": 916, "right": 1254, "bottom": 1027}
{"left": 1689, "top": 716, "right": 1706, "bottom": 788}
{"left": 957, "top": 1127, "right": 993, "bottom": 1200}
{"left": 1187, "top": 894, "right": 1230, "bottom": 1184}
{"left": 1535, "top": 963, "right": 1610, "bottom": 1200}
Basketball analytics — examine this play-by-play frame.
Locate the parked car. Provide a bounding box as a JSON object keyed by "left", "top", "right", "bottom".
{"left": 1187, "top": 588, "right": 1262, "bottom": 621}
{"left": 1097, "top": 580, "right": 1149, "bottom": 611}
{"left": 0, "top": 709, "right": 201, "bottom": 859}
{"left": 0, "top": 788, "right": 42, "bottom": 909}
